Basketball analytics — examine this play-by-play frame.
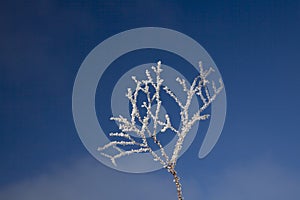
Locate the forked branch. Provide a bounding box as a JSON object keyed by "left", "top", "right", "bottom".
{"left": 98, "top": 61, "right": 224, "bottom": 200}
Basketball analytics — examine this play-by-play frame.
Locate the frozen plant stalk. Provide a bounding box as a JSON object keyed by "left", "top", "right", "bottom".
{"left": 98, "top": 61, "right": 224, "bottom": 200}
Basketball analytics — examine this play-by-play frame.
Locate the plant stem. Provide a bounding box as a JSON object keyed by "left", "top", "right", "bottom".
{"left": 167, "top": 165, "right": 183, "bottom": 200}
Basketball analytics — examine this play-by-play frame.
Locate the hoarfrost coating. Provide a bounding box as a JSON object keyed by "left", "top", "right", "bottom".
{"left": 98, "top": 61, "right": 223, "bottom": 167}
{"left": 98, "top": 61, "right": 224, "bottom": 200}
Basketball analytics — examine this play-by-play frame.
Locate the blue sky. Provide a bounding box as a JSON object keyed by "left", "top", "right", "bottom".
{"left": 1, "top": 0, "right": 300, "bottom": 199}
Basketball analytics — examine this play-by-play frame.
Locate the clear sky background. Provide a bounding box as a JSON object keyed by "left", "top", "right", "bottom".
{"left": 1, "top": 0, "right": 300, "bottom": 199}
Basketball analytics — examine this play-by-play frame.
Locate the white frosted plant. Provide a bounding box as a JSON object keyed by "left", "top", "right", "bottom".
{"left": 98, "top": 61, "right": 223, "bottom": 200}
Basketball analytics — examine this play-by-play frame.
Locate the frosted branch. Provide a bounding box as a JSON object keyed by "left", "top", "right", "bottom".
{"left": 170, "top": 61, "right": 224, "bottom": 164}
{"left": 163, "top": 86, "right": 184, "bottom": 108}
{"left": 98, "top": 60, "right": 224, "bottom": 170}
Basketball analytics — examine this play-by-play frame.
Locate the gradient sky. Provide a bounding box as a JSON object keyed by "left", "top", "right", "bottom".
{"left": 1, "top": 1, "right": 300, "bottom": 199}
